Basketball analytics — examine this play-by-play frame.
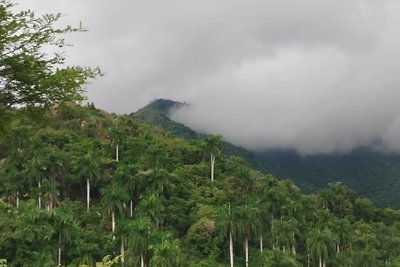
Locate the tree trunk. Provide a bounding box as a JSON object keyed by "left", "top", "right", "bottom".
{"left": 16, "top": 192, "right": 19, "bottom": 208}
{"left": 121, "top": 236, "right": 125, "bottom": 264}
{"left": 244, "top": 235, "right": 249, "bottom": 267}
{"left": 292, "top": 233, "right": 296, "bottom": 255}
{"left": 259, "top": 234, "right": 263, "bottom": 253}
{"left": 38, "top": 181, "right": 41, "bottom": 209}
{"left": 229, "top": 230, "right": 234, "bottom": 267}
{"left": 130, "top": 200, "right": 133, "bottom": 217}
{"left": 58, "top": 232, "right": 62, "bottom": 266}
{"left": 116, "top": 144, "right": 119, "bottom": 162}
{"left": 210, "top": 153, "right": 215, "bottom": 181}
{"left": 87, "top": 178, "right": 90, "bottom": 212}
{"left": 112, "top": 210, "right": 115, "bottom": 240}
{"left": 319, "top": 256, "right": 322, "bottom": 267}
{"left": 141, "top": 254, "right": 145, "bottom": 267}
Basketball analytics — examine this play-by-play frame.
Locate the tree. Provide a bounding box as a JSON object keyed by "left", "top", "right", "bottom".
{"left": 101, "top": 182, "right": 129, "bottom": 239}
{"left": 149, "top": 231, "right": 182, "bottom": 267}
{"left": 136, "top": 193, "right": 165, "bottom": 229}
{"left": 306, "top": 229, "right": 335, "bottom": 267}
{"left": 76, "top": 153, "right": 100, "bottom": 211}
{"left": 217, "top": 203, "right": 239, "bottom": 267}
{"left": 0, "top": 1, "right": 100, "bottom": 112}
{"left": 109, "top": 124, "right": 125, "bottom": 162}
{"left": 203, "top": 135, "right": 221, "bottom": 182}
{"left": 127, "top": 217, "right": 153, "bottom": 267}
{"left": 271, "top": 218, "right": 298, "bottom": 254}
{"left": 236, "top": 199, "right": 261, "bottom": 267}
{"left": 26, "top": 155, "right": 47, "bottom": 209}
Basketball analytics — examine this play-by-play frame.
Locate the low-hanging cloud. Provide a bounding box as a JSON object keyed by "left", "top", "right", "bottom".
{"left": 18, "top": 0, "right": 400, "bottom": 155}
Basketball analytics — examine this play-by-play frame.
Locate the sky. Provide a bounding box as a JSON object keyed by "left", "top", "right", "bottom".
{"left": 16, "top": 0, "right": 400, "bottom": 155}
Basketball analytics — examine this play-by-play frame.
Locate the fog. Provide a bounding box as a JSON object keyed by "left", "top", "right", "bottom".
{"left": 17, "top": 0, "right": 400, "bottom": 154}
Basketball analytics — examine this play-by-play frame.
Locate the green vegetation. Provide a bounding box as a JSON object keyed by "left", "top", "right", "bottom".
{"left": 2, "top": 104, "right": 400, "bottom": 266}
{"left": 2, "top": 1, "right": 400, "bottom": 266}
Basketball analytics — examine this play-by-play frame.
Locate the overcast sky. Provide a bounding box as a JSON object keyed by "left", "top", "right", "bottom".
{"left": 17, "top": 0, "right": 400, "bottom": 155}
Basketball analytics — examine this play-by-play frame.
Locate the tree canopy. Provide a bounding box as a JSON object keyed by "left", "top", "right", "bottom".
{"left": 0, "top": 0, "right": 100, "bottom": 112}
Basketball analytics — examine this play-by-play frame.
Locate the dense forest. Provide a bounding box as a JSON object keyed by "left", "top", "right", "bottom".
{"left": 2, "top": 1, "right": 400, "bottom": 266}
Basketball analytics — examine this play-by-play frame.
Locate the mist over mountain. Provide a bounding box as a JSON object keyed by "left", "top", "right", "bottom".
{"left": 133, "top": 99, "right": 400, "bottom": 208}
{"left": 170, "top": 88, "right": 400, "bottom": 155}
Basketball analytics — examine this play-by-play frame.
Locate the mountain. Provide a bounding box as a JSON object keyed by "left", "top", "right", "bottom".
{"left": 131, "top": 99, "right": 400, "bottom": 208}
{"left": 131, "top": 99, "right": 200, "bottom": 139}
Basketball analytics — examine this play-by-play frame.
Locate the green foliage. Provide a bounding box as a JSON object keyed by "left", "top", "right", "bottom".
{"left": 0, "top": 0, "right": 100, "bottom": 112}
{"left": 1, "top": 14, "right": 400, "bottom": 263}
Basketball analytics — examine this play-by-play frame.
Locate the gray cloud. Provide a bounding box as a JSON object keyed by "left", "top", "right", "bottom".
{"left": 17, "top": 0, "right": 400, "bottom": 154}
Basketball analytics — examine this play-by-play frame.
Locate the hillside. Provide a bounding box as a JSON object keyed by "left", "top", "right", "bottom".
{"left": 1, "top": 103, "right": 400, "bottom": 266}
{"left": 131, "top": 99, "right": 400, "bottom": 208}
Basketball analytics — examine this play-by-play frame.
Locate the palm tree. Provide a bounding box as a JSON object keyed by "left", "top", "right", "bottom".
{"left": 149, "top": 231, "right": 182, "bottom": 267}
{"left": 204, "top": 135, "right": 221, "bottom": 182}
{"left": 101, "top": 182, "right": 129, "bottom": 239}
{"left": 41, "top": 179, "right": 59, "bottom": 211}
{"left": 271, "top": 218, "right": 298, "bottom": 254}
{"left": 26, "top": 156, "right": 47, "bottom": 209}
{"left": 76, "top": 153, "right": 100, "bottom": 211}
{"left": 236, "top": 199, "right": 261, "bottom": 267}
{"left": 260, "top": 249, "right": 302, "bottom": 267}
{"left": 114, "top": 164, "right": 139, "bottom": 217}
{"left": 217, "top": 203, "right": 239, "bottom": 267}
{"left": 136, "top": 193, "right": 165, "bottom": 229}
{"left": 51, "top": 203, "right": 76, "bottom": 266}
{"left": 307, "top": 228, "right": 335, "bottom": 267}
{"left": 127, "top": 217, "right": 153, "bottom": 267}
{"left": 109, "top": 125, "right": 125, "bottom": 162}
{"left": 353, "top": 248, "right": 379, "bottom": 267}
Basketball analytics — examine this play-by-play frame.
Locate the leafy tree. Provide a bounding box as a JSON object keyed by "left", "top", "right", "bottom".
{"left": 0, "top": 1, "right": 100, "bottom": 110}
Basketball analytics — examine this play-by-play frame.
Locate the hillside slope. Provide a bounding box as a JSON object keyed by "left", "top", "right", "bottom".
{"left": 131, "top": 99, "right": 400, "bottom": 208}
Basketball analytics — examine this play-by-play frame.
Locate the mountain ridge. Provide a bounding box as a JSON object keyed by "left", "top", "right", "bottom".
{"left": 131, "top": 99, "right": 400, "bottom": 208}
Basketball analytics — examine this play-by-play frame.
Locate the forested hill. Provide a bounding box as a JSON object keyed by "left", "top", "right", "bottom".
{"left": 132, "top": 99, "right": 400, "bottom": 208}
{"left": 2, "top": 1, "right": 400, "bottom": 264}
{"left": 2, "top": 103, "right": 400, "bottom": 267}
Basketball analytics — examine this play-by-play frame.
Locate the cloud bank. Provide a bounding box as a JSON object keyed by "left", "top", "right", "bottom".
{"left": 17, "top": 0, "right": 400, "bottom": 154}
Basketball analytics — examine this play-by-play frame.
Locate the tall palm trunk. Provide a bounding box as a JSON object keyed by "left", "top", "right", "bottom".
{"left": 58, "top": 232, "right": 62, "bottom": 266}
{"left": 259, "top": 234, "right": 263, "bottom": 253}
{"left": 38, "top": 181, "right": 41, "bottom": 209}
{"left": 16, "top": 191, "right": 19, "bottom": 208}
{"left": 319, "top": 256, "right": 322, "bottom": 267}
{"left": 140, "top": 254, "right": 145, "bottom": 267}
{"left": 112, "top": 210, "right": 115, "bottom": 240}
{"left": 229, "top": 230, "right": 234, "bottom": 267}
{"left": 292, "top": 233, "right": 296, "bottom": 255}
{"left": 130, "top": 200, "right": 133, "bottom": 217}
{"left": 210, "top": 153, "right": 215, "bottom": 181}
{"left": 120, "top": 236, "right": 125, "bottom": 264}
{"left": 116, "top": 144, "right": 119, "bottom": 162}
{"left": 244, "top": 235, "right": 249, "bottom": 267}
{"left": 87, "top": 178, "right": 90, "bottom": 212}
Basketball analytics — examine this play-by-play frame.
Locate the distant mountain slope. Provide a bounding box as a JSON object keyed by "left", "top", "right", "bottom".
{"left": 131, "top": 99, "right": 400, "bottom": 208}
{"left": 131, "top": 99, "right": 200, "bottom": 140}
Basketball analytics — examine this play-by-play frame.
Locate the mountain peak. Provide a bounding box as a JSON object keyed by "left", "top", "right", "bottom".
{"left": 146, "top": 98, "right": 186, "bottom": 113}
